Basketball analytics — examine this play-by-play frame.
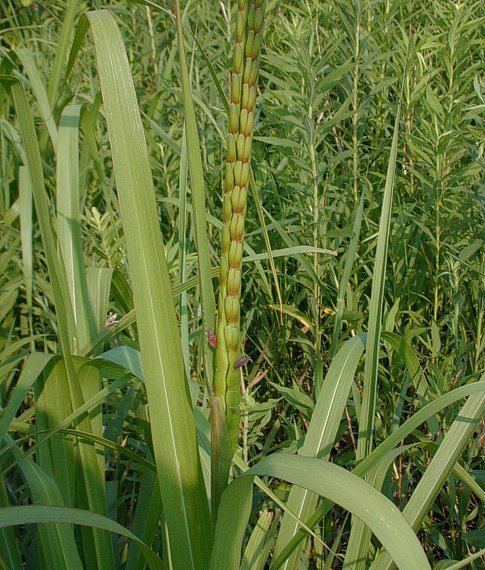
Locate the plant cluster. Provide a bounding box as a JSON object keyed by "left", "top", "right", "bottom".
{"left": 0, "top": 1, "right": 483, "bottom": 569}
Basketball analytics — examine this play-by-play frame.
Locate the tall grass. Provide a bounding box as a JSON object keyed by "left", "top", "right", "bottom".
{"left": 0, "top": 1, "right": 483, "bottom": 569}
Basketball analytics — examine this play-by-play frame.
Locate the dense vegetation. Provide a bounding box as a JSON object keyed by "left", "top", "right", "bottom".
{"left": 0, "top": 1, "right": 483, "bottom": 568}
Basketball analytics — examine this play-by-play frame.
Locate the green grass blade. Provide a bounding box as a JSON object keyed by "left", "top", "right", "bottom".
{"left": 0, "top": 353, "right": 53, "bottom": 443}
{"left": 241, "top": 509, "right": 278, "bottom": 570}
{"left": 188, "top": 28, "right": 229, "bottom": 115}
{"left": 452, "top": 462, "right": 485, "bottom": 503}
{"left": 47, "top": 0, "right": 80, "bottom": 107}
{"left": 356, "top": 380, "right": 485, "bottom": 477}
{"left": 15, "top": 48, "right": 58, "bottom": 152}
{"left": 3, "top": 434, "right": 82, "bottom": 570}
{"left": 357, "top": 105, "right": 401, "bottom": 459}
{"left": 274, "top": 335, "right": 365, "bottom": 566}
{"left": 57, "top": 104, "right": 95, "bottom": 350}
{"left": 11, "top": 79, "right": 115, "bottom": 569}
{"left": 213, "top": 454, "right": 430, "bottom": 570}
{"left": 210, "top": 476, "right": 254, "bottom": 570}
{"left": 18, "top": 166, "right": 33, "bottom": 343}
{"left": 85, "top": 267, "right": 113, "bottom": 338}
{"left": 87, "top": 9, "right": 212, "bottom": 568}
{"left": 435, "top": 550, "right": 485, "bottom": 570}
{"left": 0, "top": 505, "right": 163, "bottom": 570}
{"left": 0, "top": 479, "right": 22, "bottom": 570}
{"left": 260, "top": 455, "right": 429, "bottom": 570}
{"left": 269, "top": 380, "right": 485, "bottom": 566}
{"left": 249, "top": 171, "right": 283, "bottom": 311}
{"left": 63, "top": 14, "right": 89, "bottom": 91}
{"left": 34, "top": 358, "right": 77, "bottom": 509}
{"left": 174, "top": 0, "right": 216, "bottom": 383}
{"left": 125, "top": 468, "right": 162, "bottom": 570}
{"left": 371, "top": 389, "right": 485, "bottom": 570}
{"left": 348, "top": 107, "right": 401, "bottom": 567}
{"left": 330, "top": 191, "right": 364, "bottom": 357}
{"left": 263, "top": 208, "right": 321, "bottom": 286}
{"left": 178, "top": 127, "right": 191, "bottom": 378}
{"left": 10, "top": 80, "right": 76, "bottom": 347}
{"left": 4, "top": 375, "right": 128, "bottom": 469}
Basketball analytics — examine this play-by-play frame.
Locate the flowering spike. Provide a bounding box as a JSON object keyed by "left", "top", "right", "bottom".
{"left": 214, "top": 0, "right": 266, "bottom": 452}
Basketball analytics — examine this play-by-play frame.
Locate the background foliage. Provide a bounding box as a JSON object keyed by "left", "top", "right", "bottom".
{"left": 0, "top": 0, "right": 483, "bottom": 568}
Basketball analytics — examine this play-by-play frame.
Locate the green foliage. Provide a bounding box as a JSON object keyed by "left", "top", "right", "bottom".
{"left": 0, "top": 1, "right": 483, "bottom": 569}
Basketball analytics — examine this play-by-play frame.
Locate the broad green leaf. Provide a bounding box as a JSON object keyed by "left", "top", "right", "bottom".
{"left": 0, "top": 505, "right": 163, "bottom": 569}
{"left": 3, "top": 434, "right": 82, "bottom": 570}
{"left": 274, "top": 335, "right": 365, "bottom": 568}
{"left": 371, "top": 388, "right": 485, "bottom": 570}
{"left": 87, "top": 10, "right": 212, "bottom": 568}
{"left": 272, "top": 381, "right": 485, "bottom": 565}
{"left": 56, "top": 104, "right": 95, "bottom": 351}
{"left": 213, "top": 454, "right": 430, "bottom": 570}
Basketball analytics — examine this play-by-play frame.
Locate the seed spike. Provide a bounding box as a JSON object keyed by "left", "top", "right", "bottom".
{"left": 214, "top": 0, "right": 266, "bottom": 452}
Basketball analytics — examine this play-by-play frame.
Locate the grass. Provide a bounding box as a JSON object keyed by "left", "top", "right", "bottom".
{"left": 0, "top": 1, "right": 483, "bottom": 569}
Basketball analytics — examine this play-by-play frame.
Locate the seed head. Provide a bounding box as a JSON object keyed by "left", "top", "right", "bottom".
{"left": 253, "top": 8, "right": 264, "bottom": 31}
{"left": 231, "top": 185, "right": 247, "bottom": 213}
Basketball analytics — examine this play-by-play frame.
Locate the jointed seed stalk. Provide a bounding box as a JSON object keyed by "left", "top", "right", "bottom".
{"left": 213, "top": 0, "right": 265, "bottom": 446}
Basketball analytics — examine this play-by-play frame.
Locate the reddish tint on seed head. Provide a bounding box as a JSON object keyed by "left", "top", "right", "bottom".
{"left": 207, "top": 330, "right": 217, "bottom": 348}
